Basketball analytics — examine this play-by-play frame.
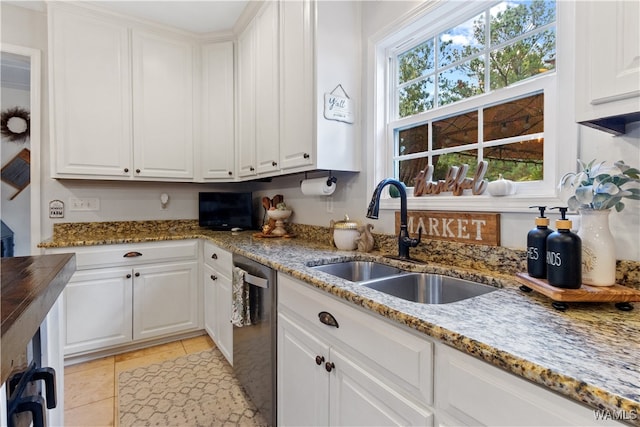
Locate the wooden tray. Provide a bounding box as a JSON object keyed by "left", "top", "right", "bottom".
{"left": 515, "top": 272, "right": 640, "bottom": 311}
{"left": 252, "top": 232, "right": 296, "bottom": 239}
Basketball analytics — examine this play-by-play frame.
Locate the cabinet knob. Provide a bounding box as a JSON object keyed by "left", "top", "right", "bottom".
{"left": 325, "top": 362, "right": 335, "bottom": 372}
{"left": 124, "top": 168, "right": 129, "bottom": 173}
{"left": 126, "top": 274, "right": 132, "bottom": 279}
{"left": 249, "top": 166, "right": 255, "bottom": 172}
{"left": 303, "top": 153, "right": 310, "bottom": 159}
{"left": 315, "top": 355, "right": 325, "bottom": 366}
{"left": 210, "top": 275, "right": 218, "bottom": 281}
{"left": 272, "top": 161, "right": 278, "bottom": 167}
{"left": 318, "top": 311, "right": 339, "bottom": 328}
{"left": 134, "top": 272, "right": 140, "bottom": 277}
{"left": 228, "top": 171, "right": 233, "bottom": 176}
{"left": 136, "top": 169, "right": 141, "bottom": 174}
{"left": 212, "top": 253, "right": 218, "bottom": 260}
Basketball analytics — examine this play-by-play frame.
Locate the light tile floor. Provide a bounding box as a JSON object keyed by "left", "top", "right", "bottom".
{"left": 64, "top": 335, "right": 215, "bottom": 427}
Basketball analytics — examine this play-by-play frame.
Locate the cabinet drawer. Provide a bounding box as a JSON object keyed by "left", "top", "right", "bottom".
{"left": 49, "top": 240, "right": 198, "bottom": 270}
{"left": 278, "top": 273, "right": 434, "bottom": 405}
{"left": 203, "top": 240, "right": 232, "bottom": 277}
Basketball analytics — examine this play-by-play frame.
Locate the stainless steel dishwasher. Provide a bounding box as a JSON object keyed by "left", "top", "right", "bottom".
{"left": 231, "top": 254, "right": 276, "bottom": 426}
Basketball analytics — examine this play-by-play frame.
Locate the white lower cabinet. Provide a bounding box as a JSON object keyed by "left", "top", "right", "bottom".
{"left": 435, "top": 345, "right": 624, "bottom": 427}
{"left": 278, "top": 273, "right": 434, "bottom": 426}
{"left": 202, "top": 241, "right": 233, "bottom": 364}
{"left": 48, "top": 240, "right": 200, "bottom": 357}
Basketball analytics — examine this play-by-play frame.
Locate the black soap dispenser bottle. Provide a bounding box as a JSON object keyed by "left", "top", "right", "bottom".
{"left": 527, "top": 206, "right": 554, "bottom": 278}
{"left": 546, "top": 207, "right": 582, "bottom": 289}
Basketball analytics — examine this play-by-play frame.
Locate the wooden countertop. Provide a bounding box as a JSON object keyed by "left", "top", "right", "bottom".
{"left": 1, "top": 254, "right": 76, "bottom": 383}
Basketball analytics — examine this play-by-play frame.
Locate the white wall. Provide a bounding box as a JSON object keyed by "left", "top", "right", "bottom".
{"left": 1, "top": 86, "right": 31, "bottom": 255}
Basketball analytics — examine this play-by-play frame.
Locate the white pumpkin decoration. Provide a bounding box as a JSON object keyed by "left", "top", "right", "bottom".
{"left": 487, "top": 174, "right": 516, "bottom": 196}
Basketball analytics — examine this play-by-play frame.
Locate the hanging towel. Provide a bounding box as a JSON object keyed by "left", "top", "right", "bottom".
{"left": 232, "top": 266, "right": 252, "bottom": 327}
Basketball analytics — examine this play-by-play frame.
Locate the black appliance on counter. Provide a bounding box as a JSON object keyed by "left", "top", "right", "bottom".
{"left": 198, "top": 192, "right": 254, "bottom": 230}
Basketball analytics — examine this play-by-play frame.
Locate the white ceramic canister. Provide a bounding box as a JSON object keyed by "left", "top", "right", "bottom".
{"left": 331, "top": 215, "right": 360, "bottom": 250}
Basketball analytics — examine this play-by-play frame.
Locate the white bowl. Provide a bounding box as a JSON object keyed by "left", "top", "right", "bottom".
{"left": 266, "top": 209, "right": 292, "bottom": 221}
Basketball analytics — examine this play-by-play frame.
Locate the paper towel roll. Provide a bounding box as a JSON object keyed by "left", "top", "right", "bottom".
{"left": 301, "top": 177, "right": 336, "bottom": 196}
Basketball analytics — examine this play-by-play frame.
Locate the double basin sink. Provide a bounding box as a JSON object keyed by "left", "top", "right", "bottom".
{"left": 311, "top": 261, "right": 497, "bottom": 304}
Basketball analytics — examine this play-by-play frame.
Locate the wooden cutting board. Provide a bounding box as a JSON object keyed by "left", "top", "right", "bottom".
{"left": 515, "top": 272, "right": 640, "bottom": 302}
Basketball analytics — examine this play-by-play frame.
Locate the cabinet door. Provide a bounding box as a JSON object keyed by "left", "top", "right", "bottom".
{"left": 132, "top": 30, "right": 194, "bottom": 179}
{"left": 576, "top": 1, "right": 640, "bottom": 122}
{"left": 49, "top": 7, "right": 132, "bottom": 178}
{"left": 255, "top": 2, "right": 280, "bottom": 175}
{"left": 278, "top": 312, "right": 330, "bottom": 426}
{"left": 133, "top": 261, "right": 198, "bottom": 340}
{"left": 216, "top": 272, "right": 233, "bottom": 365}
{"left": 237, "top": 23, "right": 257, "bottom": 178}
{"left": 200, "top": 42, "right": 235, "bottom": 181}
{"left": 64, "top": 268, "right": 133, "bottom": 355}
{"left": 329, "top": 349, "right": 433, "bottom": 426}
{"left": 203, "top": 263, "right": 218, "bottom": 341}
{"left": 279, "top": 0, "right": 314, "bottom": 170}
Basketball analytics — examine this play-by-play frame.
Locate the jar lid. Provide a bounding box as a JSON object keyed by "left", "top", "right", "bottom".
{"left": 333, "top": 215, "right": 359, "bottom": 230}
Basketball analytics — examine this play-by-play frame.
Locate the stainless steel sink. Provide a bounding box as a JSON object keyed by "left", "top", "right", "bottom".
{"left": 310, "top": 261, "right": 404, "bottom": 282}
{"left": 362, "top": 273, "right": 497, "bottom": 304}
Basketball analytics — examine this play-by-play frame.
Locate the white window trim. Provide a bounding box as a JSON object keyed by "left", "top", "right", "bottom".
{"left": 367, "top": 0, "right": 578, "bottom": 213}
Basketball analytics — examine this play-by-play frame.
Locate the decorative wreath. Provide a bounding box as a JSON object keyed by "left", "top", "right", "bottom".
{"left": 1, "top": 107, "right": 30, "bottom": 143}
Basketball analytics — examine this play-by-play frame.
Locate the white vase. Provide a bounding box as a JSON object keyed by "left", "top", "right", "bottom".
{"left": 577, "top": 208, "right": 616, "bottom": 286}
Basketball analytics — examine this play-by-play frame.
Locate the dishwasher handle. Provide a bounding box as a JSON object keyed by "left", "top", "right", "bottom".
{"left": 244, "top": 272, "right": 269, "bottom": 289}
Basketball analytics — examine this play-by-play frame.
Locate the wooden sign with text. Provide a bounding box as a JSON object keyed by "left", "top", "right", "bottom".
{"left": 395, "top": 211, "right": 501, "bottom": 246}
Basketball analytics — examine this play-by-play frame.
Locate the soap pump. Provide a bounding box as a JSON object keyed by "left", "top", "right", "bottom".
{"left": 527, "top": 206, "right": 553, "bottom": 278}
{"left": 546, "top": 207, "right": 582, "bottom": 289}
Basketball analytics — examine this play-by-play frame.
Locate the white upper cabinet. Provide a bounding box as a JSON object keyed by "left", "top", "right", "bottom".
{"left": 237, "top": 21, "right": 257, "bottom": 178}
{"left": 132, "top": 30, "right": 194, "bottom": 179}
{"left": 279, "top": 0, "right": 361, "bottom": 173}
{"left": 199, "top": 42, "right": 235, "bottom": 181}
{"left": 255, "top": 2, "right": 281, "bottom": 175}
{"left": 236, "top": 2, "right": 280, "bottom": 178}
{"left": 575, "top": 0, "right": 640, "bottom": 134}
{"left": 49, "top": 4, "right": 199, "bottom": 181}
{"left": 49, "top": 6, "right": 132, "bottom": 178}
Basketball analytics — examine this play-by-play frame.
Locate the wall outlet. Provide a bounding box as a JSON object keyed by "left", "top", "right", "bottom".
{"left": 69, "top": 197, "right": 100, "bottom": 211}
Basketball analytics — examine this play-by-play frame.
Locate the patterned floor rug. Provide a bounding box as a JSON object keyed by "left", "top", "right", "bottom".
{"left": 118, "top": 347, "right": 268, "bottom": 426}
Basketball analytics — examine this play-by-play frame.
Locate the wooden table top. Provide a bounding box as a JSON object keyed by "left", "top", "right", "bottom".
{"left": 1, "top": 253, "right": 76, "bottom": 383}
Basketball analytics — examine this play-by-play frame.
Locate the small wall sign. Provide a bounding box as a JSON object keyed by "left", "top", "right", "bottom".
{"left": 49, "top": 200, "right": 64, "bottom": 218}
{"left": 395, "top": 210, "right": 500, "bottom": 246}
{"left": 324, "top": 84, "right": 354, "bottom": 124}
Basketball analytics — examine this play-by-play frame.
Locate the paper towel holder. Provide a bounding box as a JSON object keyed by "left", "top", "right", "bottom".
{"left": 302, "top": 171, "right": 337, "bottom": 186}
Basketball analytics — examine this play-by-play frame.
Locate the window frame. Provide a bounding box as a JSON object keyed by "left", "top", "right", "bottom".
{"left": 367, "top": 0, "right": 577, "bottom": 213}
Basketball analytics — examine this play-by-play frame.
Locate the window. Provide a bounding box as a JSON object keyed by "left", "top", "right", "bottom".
{"left": 371, "top": 0, "right": 576, "bottom": 212}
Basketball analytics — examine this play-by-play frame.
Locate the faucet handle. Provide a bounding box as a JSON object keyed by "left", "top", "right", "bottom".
{"left": 402, "top": 228, "right": 421, "bottom": 248}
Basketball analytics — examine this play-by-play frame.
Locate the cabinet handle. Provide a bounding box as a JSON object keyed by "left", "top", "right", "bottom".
{"left": 315, "top": 355, "right": 325, "bottom": 366}
{"left": 126, "top": 274, "right": 132, "bottom": 279}
{"left": 124, "top": 168, "right": 129, "bottom": 173}
{"left": 210, "top": 275, "right": 218, "bottom": 281}
{"left": 123, "top": 251, "right": 142, "bottom": 258}
{"left": 228, "top": 171, "right": 233, "bottom": 176}
{"left": 272, "top": 161, "right": 278, "bottom": 167}
{"left": 318, "top": 311, "right": 339, "bottom": 328}
{"left": 136, "top": 169, "right": 141, "bottom": 174}
{"left": 135, "top": 272, "right": 140, "bottom": 277}
{"left": 325, "top": 362, "right": 335, "bottom": 373}
{"left": 249, "top": 166, "right": 255, "bottom": 172}
{"left": 212, "top": 253, "right": 218, "bottom": 260}
{"left": 303, "top": 153, "right": 310, "bottom": 159}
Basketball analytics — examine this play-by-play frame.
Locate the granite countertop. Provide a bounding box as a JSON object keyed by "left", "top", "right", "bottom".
{"left": 1, "top": 254, "right": 76, "bottom": 384}
{"left": 39, "top": 220, "right": 640, "bottom": 422}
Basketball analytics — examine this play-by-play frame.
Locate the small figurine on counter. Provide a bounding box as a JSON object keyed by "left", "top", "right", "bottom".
{"left": 356, "top": 223, "right": 375, "bottom": 252}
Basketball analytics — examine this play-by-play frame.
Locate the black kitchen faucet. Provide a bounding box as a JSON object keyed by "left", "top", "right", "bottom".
{"left": 366, "top": 178, "right": 421, "bottom": 260}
